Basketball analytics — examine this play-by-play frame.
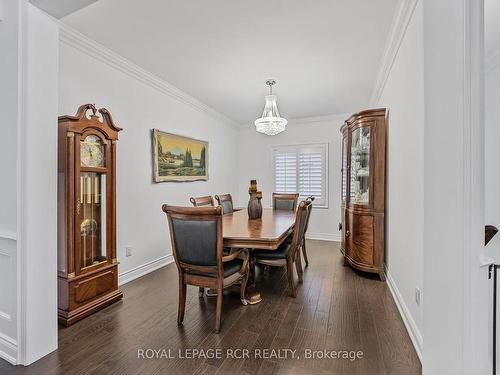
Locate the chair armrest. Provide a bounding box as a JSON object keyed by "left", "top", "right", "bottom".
{"left": 222, "top": 249, "right": 243, "bottom": 262}
{"left": 222, "top": 249, "right": 249, "bottom": 275}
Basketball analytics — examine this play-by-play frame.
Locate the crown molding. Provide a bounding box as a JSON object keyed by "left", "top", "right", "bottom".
{"left": 239, "top": 113, "right": 348, "bottom": 130}
{"left": 59, "top": 23, "right": 239, "bottom": 128}
{"left": 286, "top": 113, "right": 348, "bottom": 126}
{"left": 369, "top": 0, "right": 419, "bottom": 106}
{"left": 486, "top": 48, "right": 500, "bottom": 73}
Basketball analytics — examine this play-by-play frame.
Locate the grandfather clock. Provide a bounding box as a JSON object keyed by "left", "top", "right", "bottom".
{"left": 58, "top": 104, "right": 123, "bottom": 326}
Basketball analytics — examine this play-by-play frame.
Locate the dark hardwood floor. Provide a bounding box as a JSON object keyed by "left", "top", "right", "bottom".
{"left": 0, "top": 240, "right": 421, "bottom": 375}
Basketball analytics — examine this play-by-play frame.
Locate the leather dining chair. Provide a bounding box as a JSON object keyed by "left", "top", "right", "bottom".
{"left": 162, "top": 205, "right": 249, "bottom": 333}
{"left": 189, "top": 195, "right": 216, "bottom": 297}
{"left": 272, "top": 193, "right": 299, "bottom": 211}
{"left": 251, "top": 199, "right": 312, "bottom": 298}
{"left": 215, "top": 194, "right": 234, "bottom": 214}
{"left": 189, "top": 195, "right": 214, "bottom": 207}
{"left": 301, "top": 196, "right": 315, "bottom": 267}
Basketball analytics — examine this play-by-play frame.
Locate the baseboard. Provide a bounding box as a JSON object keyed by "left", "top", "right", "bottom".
{"left": 305, "top": 232, "right": 341, "bottom": 242}
{"left": 385, "top": 267, "right": 423, "bottom": 362}
{"left": 118, "top": 254, "right": 174, "bottom": 286}
{"left": 0, "top": 332, "right": 17, "bottom": 365}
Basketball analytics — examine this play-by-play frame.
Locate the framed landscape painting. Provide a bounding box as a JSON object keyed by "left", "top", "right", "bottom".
{"left": 152, "top": 129, "right": 208, "bottom": 182}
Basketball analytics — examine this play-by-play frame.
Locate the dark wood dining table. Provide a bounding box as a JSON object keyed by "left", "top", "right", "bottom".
{"left": 222, "top": 208, "right": 296, "bottom": 304}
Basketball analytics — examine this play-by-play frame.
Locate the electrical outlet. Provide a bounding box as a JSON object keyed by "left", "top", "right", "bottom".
{"left": 125, "top": 247, "right": 133, "bottom": 257}
{"left": 415, "top": 287, "right": 421, "bottom": 306}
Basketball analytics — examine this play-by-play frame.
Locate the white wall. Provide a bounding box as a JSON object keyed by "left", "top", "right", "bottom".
{"left": 485, "top": 61, "right": 500, "bottom": 259}
{"left": 422, "top": 0, "right": 488, "bottom": 373}
{"left": 0, "top": 0, "right": 19, "bottom": 237}
{"left": 0, "top": 0, "right": 21, "bottom": 364}
{"left": 21, "top": 3, "right": 59, "bottom": 365}
{"left": 236, "top": 115, "right": 345, "bottom": 241}
{"left": 0, "top": 1, "right": 59, "bottom": 365}
{"left": 375, "top": 1, "right": 424, "bottom": 357}
{"left": 58, "top": 31, "right": 240, "bottom": 283}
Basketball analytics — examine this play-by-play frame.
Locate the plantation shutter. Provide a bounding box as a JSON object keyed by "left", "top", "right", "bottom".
{"left": 274, "top": 151, "right": 297, "bottom": 193}
{"left": 299, "top": 150, "right": 324, "bottom": 203}
{"left": 273, "top": 144, "right": 328, "bottom": 207}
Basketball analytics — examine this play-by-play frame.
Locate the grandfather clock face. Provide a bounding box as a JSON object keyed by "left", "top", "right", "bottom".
{"left": 81, "top": 135, "right": 105, "bottom": 168}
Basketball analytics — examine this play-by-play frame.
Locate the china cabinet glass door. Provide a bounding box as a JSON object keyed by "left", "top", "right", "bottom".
{"left": 341, "top": 135, "right": 348, "bottom": 202}
{"left": 350, "top": 126, "right": 371, "bottom": 205}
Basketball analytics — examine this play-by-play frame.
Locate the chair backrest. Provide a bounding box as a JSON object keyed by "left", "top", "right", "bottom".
{"left": 273, "top": 193, "right": 299, "bottom": 211}
{"left": 162, "top": 205, "right": 223, "bottom": 273}
{"left": 215, "top": 194, "right": 234, "bottom": 214}
{"left": 189, "top": 195, "right": 214, "bottom": 207}
{"left": 289, "top": 200, "right": 312, "bottom": 257}
{"left": 304, "top": 196, "right": 315, "bottom": 233}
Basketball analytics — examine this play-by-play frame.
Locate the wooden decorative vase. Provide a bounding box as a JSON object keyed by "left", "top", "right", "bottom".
{"left": 248, "top": 189, "right": 262, "bottom": 219}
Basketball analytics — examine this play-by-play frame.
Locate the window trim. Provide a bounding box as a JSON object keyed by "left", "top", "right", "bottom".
{"left": 272, "top": 142, "right": 329, "bottom": 209}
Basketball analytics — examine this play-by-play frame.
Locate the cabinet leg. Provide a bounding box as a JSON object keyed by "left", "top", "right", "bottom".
{"left": 379, "top": 272, "right": 386, "bottom": 281}
{"left": 343, "top": 257, "right": 349, "bottom": 267}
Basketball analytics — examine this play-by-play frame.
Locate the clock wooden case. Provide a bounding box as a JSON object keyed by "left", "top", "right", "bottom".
{"left": 58, "top": 104, "right": 123, "bottom": 326}
{"left": 340, "top": 108, "right": 386, "bottom": 281}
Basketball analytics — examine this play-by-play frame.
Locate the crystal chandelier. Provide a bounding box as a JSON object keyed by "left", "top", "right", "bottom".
{"left": 254, "top": 79, "right": 287, "bottom": 135}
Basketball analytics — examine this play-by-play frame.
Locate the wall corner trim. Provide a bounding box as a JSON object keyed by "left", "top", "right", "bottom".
{"left": 369, "top": 0, "right": 419, "bottom": 106}
{"left": 385, "top": 266, "right": 423, "bottom": 362}
{"left": 58, "top": 23, "right": 239, "bottom": 128}
{"left": 118, "top": 254, "right": 174, "bottom": 286}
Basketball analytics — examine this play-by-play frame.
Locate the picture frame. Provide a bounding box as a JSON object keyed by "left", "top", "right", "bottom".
{"left": 151, "top": 129, "right": 209, "bottom": 182}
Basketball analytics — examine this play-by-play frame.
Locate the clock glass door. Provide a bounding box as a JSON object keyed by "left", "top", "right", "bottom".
{"left": 79, "top": 134, "right": 108, "bottom": 270}
{"left": 350, "top": 126, "right": 371, "bottom": 205}
{"left": 79, "top": 172, "right": 107, "bottom": 268}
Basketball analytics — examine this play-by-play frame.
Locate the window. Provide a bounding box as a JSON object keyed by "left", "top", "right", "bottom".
{"left": 273, "top": 143, "right": 328, "bottom": 207}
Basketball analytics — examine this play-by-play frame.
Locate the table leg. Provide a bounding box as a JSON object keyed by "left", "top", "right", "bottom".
{"left": 245, "top": 257, "right": 262, "bottom": 304}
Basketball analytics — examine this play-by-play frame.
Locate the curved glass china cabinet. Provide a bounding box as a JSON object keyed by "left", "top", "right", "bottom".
{"left": 340, "top": 108, "right": 386, "bottom": 280}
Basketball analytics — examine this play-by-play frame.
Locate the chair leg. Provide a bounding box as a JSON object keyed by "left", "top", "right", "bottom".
{"left": 177, "top": 273, "right": 186, "bottom": 325}
{"left": 286, "top": 259, "right": 296, "bottom": 298}
{"left": 240, "top": 272, "right": 249, "bottom": 306}
{"left": 302, "top": 239, "right": 309, "bottom": 267}
{"left": 198, "top": 287, "right": 204, "bottom": 298}
{"left": 215, "top": 287, "right": 223, "bottom": 333}
{"left": 295, "top": 252, "right": 304, "bottom": 284}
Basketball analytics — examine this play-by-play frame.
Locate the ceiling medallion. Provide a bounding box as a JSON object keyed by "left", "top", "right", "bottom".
{"left": 254, "top": 79, "right": 287, "bottom": 136}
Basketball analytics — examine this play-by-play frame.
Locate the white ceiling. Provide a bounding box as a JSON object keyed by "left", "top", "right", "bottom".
{"left": 29, "top": 0, "right": 99, "bottom": 18}
{"left": 485, "top": 0, "right": 500, "bottom": 59}
{"left": 60, "top": 0, "right": 399, "bottom": 125}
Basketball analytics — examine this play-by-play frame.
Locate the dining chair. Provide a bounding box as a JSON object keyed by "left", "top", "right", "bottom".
{"left": 272, "top": 193, "right": 299, "bottom": 211}
{"left": 301, "top": 196, "right": 315, "bottom": 267}
{"left": 189, "top": 195, "right": 216, "bottom": 297}
{"left": 162, "top": 205, "right": 250, "bottom": 333}
{"left": 189, "top": 195, "right": 214, "bottom": 207}
{"left": 251, "top": 199, "right": 312, "bottom": 298}
{"left": 215, "top": 194, "right": 234, "bottom": 214}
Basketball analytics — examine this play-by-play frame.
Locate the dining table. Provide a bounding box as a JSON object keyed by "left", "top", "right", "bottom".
{"left": 222, "top": 207, "right": 296, "bottom": 304}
